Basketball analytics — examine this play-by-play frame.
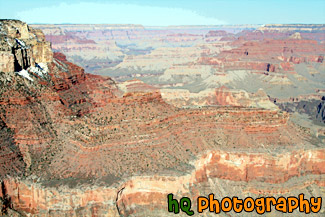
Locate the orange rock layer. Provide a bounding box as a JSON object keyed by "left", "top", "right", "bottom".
{"left": 1, "top": 149, "right": 324, "bottom": 216}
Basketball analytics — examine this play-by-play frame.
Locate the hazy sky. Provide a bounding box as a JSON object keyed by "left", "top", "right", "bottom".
{"left": 1, "top": 0, "right": 324, "bottom": 25}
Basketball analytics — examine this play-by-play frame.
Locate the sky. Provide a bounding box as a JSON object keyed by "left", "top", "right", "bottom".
{"left": 0, "top": 0, "right": 324, "bottom": 26}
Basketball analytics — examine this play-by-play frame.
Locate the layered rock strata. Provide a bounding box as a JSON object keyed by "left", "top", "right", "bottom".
{"left": 0, "top": 20, "right": 324, "bottom": 217}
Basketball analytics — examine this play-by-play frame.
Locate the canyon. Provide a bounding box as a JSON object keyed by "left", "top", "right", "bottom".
{"left": 0, "top": 20, "right": 324, "bottom": 217}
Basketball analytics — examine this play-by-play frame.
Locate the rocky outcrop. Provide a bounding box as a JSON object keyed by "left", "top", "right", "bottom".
{"left": 237, "top": 25, "right": 325, "bottom": 41}
{"left": 50, "top": 52, "right": 86, "bottom": 91}
{"left": 0, "top": 20, "right": 52, "bottom": 73}
{"left": 1, "top": 148, "right": 324, "bottom": 216}
{"left": 275, "top": 95, "right": 325, "bottom": 125}
{"left": 115, "top": 150, "right": 325, "bottom": 217}
{"left": 117, "top": 79, "right": 158, "bottom": 93}
{"left": 161, "top": 87, "right": 278, "bottom": 110}
{"left": 0, "top": 178, "right": 119, "bottom": 216}
{"left": 204, "top": 30, "right": 235, "bottom": 42}
{"left": 215, "top": 39, "right": 324, "bottom": 66}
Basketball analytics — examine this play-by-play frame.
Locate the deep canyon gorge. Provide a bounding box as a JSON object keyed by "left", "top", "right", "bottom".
{"left": 0, "top": 19, "right": 324, "bottom": 216}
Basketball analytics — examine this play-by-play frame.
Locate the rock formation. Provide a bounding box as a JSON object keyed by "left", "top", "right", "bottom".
{"left": 0, "top": 20, "right": 52, "bottom": 73}
{"left": 0, "top": 20, "right": 324, "bottom": 216}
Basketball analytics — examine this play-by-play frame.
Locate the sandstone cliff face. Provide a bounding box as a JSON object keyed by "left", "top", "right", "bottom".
{"left": 1, "top": 149, "right": 324, "bottom": 216}
{"left": 0, "top": 178, "right": 119, "bottom": 216}
{"left": 115, "top": 149, "right": 325, "bottom": 217}
{"left": 0, "top": 20, "right": 52, "bottom": 73}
